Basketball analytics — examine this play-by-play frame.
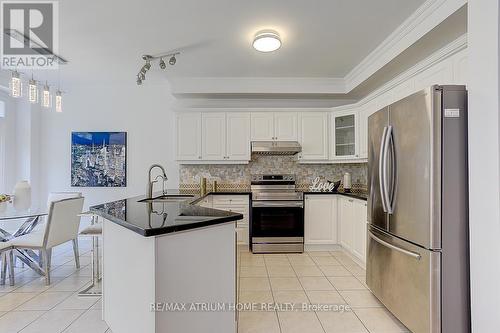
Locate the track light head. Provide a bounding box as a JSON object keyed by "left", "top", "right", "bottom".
{"left": 169, "top": 55, "right": 176, "bottom": 66}
{"left": 139, "top": 72, "right": 146, "bottom": 80}
{"left": 136, "top": 76, "right": 142, "bottom": 85}
{"left": 159, "top": 58, "right": 166, "bottom": 69}
{"left": 144, "top": 60, "right": 151, "bottom": 71}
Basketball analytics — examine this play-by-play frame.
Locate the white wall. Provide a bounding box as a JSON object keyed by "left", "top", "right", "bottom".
{"left": 0, "top": 89, "right": 42, "bottom": 200}
{"left": 467, "top": 1, "right": 500, "bottom": 331}
{"left": 39, "top": 82, "right": 179, "bottom": 209}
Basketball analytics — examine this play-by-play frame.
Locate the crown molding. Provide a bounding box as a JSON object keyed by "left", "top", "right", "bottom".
{"left": 170, "top": 77, "right": 346, "bottom": 97}
{"left": 344, "top": 0, "right": 467, "bottom": 92}
{"left": 333, "top": 34, "right": 467, "bottom": 112}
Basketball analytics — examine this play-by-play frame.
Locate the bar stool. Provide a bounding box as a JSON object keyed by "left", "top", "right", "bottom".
{"left": 78, "top": 213, "right": 102, "bottom": 297}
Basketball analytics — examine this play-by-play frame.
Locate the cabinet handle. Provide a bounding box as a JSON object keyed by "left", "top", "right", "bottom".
{"left": 198, "top": 156, "right": 202, "bottom": 159}
{"left": 348, "top": 199, "right": 354, "bottom": 202}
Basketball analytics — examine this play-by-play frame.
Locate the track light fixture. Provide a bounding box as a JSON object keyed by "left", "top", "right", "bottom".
{"left": 159, "top": 58, "right": 166, "bottom": 69}
{"left": 135, "top": 51, "right": 180, "bottom": 84}
{"left": 168, "top": 55, "right": 176, "bottom": 66}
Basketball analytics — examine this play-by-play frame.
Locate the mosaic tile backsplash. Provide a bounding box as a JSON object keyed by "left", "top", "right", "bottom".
{"left": 179, "top": 155, "right": 368, "bottom": 192}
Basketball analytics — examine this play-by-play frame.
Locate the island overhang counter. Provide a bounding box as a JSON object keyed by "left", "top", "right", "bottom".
{"left": 90, "top": 191, "right": 244, "bottom": 333}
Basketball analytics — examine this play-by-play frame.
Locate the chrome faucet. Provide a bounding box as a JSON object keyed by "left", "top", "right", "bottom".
{"left": 147, "top": 164, "right": 168, "bottom": 199}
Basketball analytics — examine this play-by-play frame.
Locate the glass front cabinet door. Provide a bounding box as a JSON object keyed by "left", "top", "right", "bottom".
{"left": 331, "top": 111, "right": 359, "bottom": 159}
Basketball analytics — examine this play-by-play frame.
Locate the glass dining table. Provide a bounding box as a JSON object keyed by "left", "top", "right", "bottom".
{"left": 0, "top": 205, "right": 48, "bottom": 278}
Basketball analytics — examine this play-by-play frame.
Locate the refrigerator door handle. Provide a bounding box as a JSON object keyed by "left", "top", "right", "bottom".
{"left": 379, "top": 126, "right": 389, "bottom": 213}
{"left": 368, "top": 230, "right": 421, "bottom": 260}
{"left": 381, "top": 126, "right": 392, "bottom": 214}
{"left": 389, "top": 128, "right": 397, "bottom": 213}
{"left": 384, "top": 126, "right": 395, "bottom": 214}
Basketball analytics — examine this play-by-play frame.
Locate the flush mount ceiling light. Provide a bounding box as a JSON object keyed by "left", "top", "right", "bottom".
{"left": 253, "top": 31, "right": 281, "bottom": 52}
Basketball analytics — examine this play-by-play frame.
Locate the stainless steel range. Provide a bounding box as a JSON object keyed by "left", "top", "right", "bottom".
{"left": 250, "top": 174, "right": 304, "bottom": 253}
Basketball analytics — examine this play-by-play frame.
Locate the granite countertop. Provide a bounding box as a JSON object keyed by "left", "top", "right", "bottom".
{"left": 300, "top": 190, "right": 368, "bottom": 201}
{"left": 89, "top": 189, "right": 245, "bottom": 237}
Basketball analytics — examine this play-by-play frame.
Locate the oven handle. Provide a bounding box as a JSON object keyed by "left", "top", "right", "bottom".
{"left": 252, "top": 201, "right": 304, "bottom": 208}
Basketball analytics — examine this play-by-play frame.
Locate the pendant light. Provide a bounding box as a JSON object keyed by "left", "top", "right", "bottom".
{"left": 9, "top": 70, "right": 22, "bottom": 98}
{"left": 42, "top": 82, "right": 51, "bottom": 108}
{"left": 28, "top": 75, "right": 39, "bottom": 103}
{"left": 55, "top": 90, "right": 63, "bottom": 113}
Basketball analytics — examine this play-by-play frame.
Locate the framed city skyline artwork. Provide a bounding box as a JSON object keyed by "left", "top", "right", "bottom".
{"left": 71, "top": 132, "right": 127, "bottom": 187}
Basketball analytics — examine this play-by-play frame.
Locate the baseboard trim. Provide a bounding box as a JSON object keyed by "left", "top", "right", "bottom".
{"left": 304, "top": 244, "right": 342, "bottom": 252}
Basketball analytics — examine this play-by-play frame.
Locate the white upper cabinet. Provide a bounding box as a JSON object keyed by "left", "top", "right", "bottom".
{"left": 304, "top": 195, "right": 337, "bottom": 245}
{"left": 251, "top": 112, "right": 298, "bottom": 141}
{"left": 274, "top": 112, "right": 298, "bottom": 140}
{"left": 177, "top": 112, "right": 250, "bottom": 163}
{"left": 176, "top": 112, "right": 202, "bottom": 160}
{"left": 358, "top": 109, "right": 368, "bottom": 159}
{"left": 202, "top": 113, "right": 226, "bottom": 160}
{"left": 226, "top": 112, "right": 251, "bottom": 160}
{"left": 330, "top": 110, "right": 359, "bottom": 160}
{"left": 298, "top": 112, "right": 329, "bottom": 161}
{"left": 250, "top": 113, "right": 274, "bottom": 141}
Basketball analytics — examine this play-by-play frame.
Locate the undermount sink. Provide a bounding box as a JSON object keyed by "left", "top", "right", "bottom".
{"left": 138, "top": 194, "right": 195, "bottom": 203}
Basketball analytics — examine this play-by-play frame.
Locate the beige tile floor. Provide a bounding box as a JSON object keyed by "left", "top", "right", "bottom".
{"left": 237, "top": 248, "right": 410, "bottom": 333}
{"left": 0, "top": 240, "right": 408, "bottom": 333}
{"left": 0, "top": 238, "right": 110, "bottom": 333}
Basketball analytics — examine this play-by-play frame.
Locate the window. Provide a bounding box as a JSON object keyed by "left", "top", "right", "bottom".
{"left": 0, "top": 100, "right": 5, "bottom": 193}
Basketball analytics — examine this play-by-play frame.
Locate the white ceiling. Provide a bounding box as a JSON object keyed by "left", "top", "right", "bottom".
{"left": 51, "top": 0, "right": 425, "bottom": 86}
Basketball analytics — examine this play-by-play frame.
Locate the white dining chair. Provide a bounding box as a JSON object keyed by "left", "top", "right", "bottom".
{"left": 0, "top": 242, "right": 14, "bottom": 286}
{"left": 10, "top": 196, "right": 85, "bottom": 285}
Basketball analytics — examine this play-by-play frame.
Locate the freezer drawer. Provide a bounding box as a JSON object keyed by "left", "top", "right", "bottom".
{"left": 366, "top": 226, "right": 440, "bottom": 333}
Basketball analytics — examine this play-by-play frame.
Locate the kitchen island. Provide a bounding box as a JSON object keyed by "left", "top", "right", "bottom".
{"left": 90, "top": 191, "right": 243, "bottom": 333}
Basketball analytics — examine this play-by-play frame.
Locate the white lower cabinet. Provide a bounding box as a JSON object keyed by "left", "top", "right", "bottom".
{"left": 338, "top": 196, "right": 368, "bottom": 264}
{"left": 304, "top": 194, "right": 367, "bottom": 262}
{"left": 211, "top": 195, "right": 250, "bottom": 245}
{"left": 304, "top": 195, "right": 337, "bottom": 245}
{"left": 353, "top": 200, "right": 367, "bottom": 260}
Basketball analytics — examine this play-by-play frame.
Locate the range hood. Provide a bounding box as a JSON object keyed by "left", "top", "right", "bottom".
{"left": 251, "top": 141, "right": 302, "bottom": 155}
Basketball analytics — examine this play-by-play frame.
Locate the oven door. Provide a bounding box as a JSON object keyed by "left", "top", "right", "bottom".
{"left": 251, "top": 201, "right": 304, "bottom": 253}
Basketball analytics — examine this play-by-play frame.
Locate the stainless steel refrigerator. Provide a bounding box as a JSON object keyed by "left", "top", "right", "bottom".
{"left": 367, "top": 85, "right": 470, "bottom": 333}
